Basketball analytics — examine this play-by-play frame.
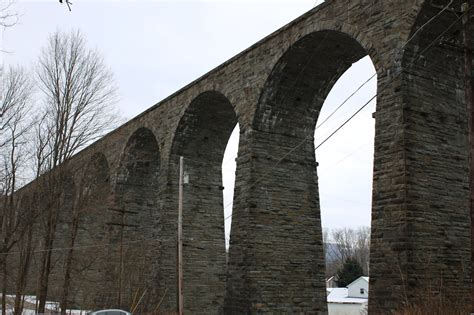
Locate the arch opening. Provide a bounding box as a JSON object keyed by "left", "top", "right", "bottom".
{"left": 222, "top": 124, "right": 239, "bottom": 250}
{"left": 316, "top": 55, "right": 375, "bottom": 280}
{"left": 225, "top": 30, "right": 376, "bottom": 313}
{"left": 70, "top": 152, "right": 111, "bottom": 308}
{"left": 113, "top": 127, "right": 161, "bottom": 311}
{"left": 170, "top": 90, "right": 239, "bottom": 313}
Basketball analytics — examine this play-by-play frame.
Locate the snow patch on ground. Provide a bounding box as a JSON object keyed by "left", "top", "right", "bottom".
{"left": 0, "top": 294, "right": 85, "bottom": 315}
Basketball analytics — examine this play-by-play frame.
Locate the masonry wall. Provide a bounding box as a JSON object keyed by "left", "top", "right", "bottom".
{"left": 6, "top": 0, "right": 473, "bottom": 314}
{"left": 369, "top": 0, "right": 472, "bottom": 311}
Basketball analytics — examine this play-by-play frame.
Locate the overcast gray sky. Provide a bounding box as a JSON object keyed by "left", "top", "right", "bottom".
{"left": 2, "top": 0, "right": 376, "bottom": 244}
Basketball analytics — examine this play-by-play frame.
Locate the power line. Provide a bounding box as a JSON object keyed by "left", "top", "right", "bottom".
{"left": 315, "top": 0, "right": 467, "bottom": 149}
{"left": 315, "top": 94, "right": 376, "bottom": 150}
{"left": 318, "top": 142, "right": 371, "bottom": 172}
{"left": 0, "top": 236, "right": 161, "bottom": 257}
{"left": 208, "top": 1, "right": 465, "bottom": 195}
{"left": 314, "top": 4, "right": 471, "bottom": 151}
{"left": 319, "top": 192, "right": 371, "bottom": 207}
{"left": 315, "top": 73, "right": 376, "bottom": 131}
{"left": 402, "top": 0, "right": 454, "bottom": 49}
{"left": 221, "top": 4, "right": 469, "bottom": 224}
{"left": 4, "top": 0, "right": 464, "bottom": 264}
{"left": 178, "top": 1, "right": 470, "bottom": 253}
{"left": 222, "top": 74, "right": 376, "bottom": 217}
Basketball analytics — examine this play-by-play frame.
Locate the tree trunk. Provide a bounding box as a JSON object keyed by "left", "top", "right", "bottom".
{"left": 14, "top": 224, "right": 34, "bottom": 315}
{"left": 37, "top": 209, "right": 58, "bottom": 314}
{"left": 60, "top": 213, "right": 80, "bottom": 315}
{"left": 37, "top": 239, "right": 54, "bottom": 313}
{"left": 1, "top": 253, "right": 8, "bottom": 315}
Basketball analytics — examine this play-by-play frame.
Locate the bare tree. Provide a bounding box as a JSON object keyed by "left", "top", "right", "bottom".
{"left": 0, "top": 0, "right": 17, "bottom": 29}
{"left": 353, "top": 226, "right": 370, "bottom": 275}
{"left": 0, "top": 66, "right": 33, "bottom": 315}
{"left": 0, "top": 67, "right": 31, "bottom": 149}
{"left": 332, "top": 227, "right": 358, "bottom": 263}
{"left": 325, "top": 227, "right": 371, "bottom": 278}
{"left": 34, "top": 29, "right": 119, "bottom": 313}
{"left": 36, "top": 30, "right": 118, "bottom": 170}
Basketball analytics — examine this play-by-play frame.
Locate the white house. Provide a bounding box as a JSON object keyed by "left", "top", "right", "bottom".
{"left": 348, "top": 277, "right": 369, "bottom": 299}
{"left": 327, "top": 276, "right": 369, "bottom": 315}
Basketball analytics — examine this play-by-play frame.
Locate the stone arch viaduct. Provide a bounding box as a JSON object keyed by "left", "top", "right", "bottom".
{"left": 14, "top": 0, "right": 473, "bottom": 313}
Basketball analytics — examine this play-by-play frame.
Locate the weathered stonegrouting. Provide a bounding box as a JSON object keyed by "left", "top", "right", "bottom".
{"left": 8, "top": 0, "right": 473, "bottom": 313}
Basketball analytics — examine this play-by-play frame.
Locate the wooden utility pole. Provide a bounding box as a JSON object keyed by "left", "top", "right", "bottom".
{"left": 178, "top": 156, "right": 184, "bottom": 315}
{"left": 462, "top": 1, "right": 474, "bottom": 312}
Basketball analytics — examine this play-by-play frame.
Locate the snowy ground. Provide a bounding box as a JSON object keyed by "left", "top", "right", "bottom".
{"left": 0, "top": 294, "right": 85, "bottom": 315}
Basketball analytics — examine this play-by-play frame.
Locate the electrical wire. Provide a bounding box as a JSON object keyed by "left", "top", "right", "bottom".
{"left": 402, "top": 0, "right": 454, "bottom": 49}
{"left": 0, "top": 236, "right": 161, "bottom": 257}
{"left": 6, "top": 2, "right": 467, "bottom": 256}
{"left": 315, "top": 73, "right": 376, "bottom": 131}
{"left": 318, "top": 142, "right": 370, "bottom": 172}
{"left": 224, "top": 2, "right": 466, "bottom": 220}
{"left": 314, "top": 5, "right": 471, "bottom": 151}
{"left": 164, "top": 1, "right": 471, "bottom": 253}
{"left": 315, "top": 94, "right": 376, "bottom": 150}
{"left": 222, "top": 4, "right": 470, "bottom": 224}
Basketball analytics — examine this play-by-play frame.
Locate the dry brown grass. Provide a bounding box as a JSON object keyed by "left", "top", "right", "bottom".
{"left": 394, "top": 296, "right": 470, "bottom": 315}
{"left": 395, "top": 307, "right": 469, "bottom": 315}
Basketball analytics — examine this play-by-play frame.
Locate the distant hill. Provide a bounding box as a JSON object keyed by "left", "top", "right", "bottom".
{"left": 325, "top": 242, "right": 340, "bottom": 264}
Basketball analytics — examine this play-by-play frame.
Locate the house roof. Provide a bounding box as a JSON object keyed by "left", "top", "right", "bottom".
{"left": 327, "top": 288, "right": 368, "bottom": 304}
{"left": 347, "top": 276, "right": 369, "bottom": 288}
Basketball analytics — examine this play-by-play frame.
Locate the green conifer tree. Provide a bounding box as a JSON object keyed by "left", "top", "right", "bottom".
{"left": 336, "top": 257, "right": 364, "bottom": 287}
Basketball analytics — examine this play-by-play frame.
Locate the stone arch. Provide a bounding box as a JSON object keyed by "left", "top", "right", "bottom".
{"left": 111, "top": 127, "right": 161, "bottom": 311}
{"left": 47, "top": 170, "right": 76, "bottom": 302}
{"left": 366, "top": 0, "right": 471, "bottom": 312}
{"left": 70, "top": 152, "right": 112, "bottom": 308}
{"left": 75, "top": 152, "right": 111, "bottom": 233}
{"left": 37, "top": 154, "right": 112, "bottom": 310}
{"left": 168, "top": 90, "right": 238, "bottom": 314}
{"left": 253, "top": 30, "right": 371, "bottom": 133}
{"left": 225, "top": 30, "right": 376, "bottom": 313}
